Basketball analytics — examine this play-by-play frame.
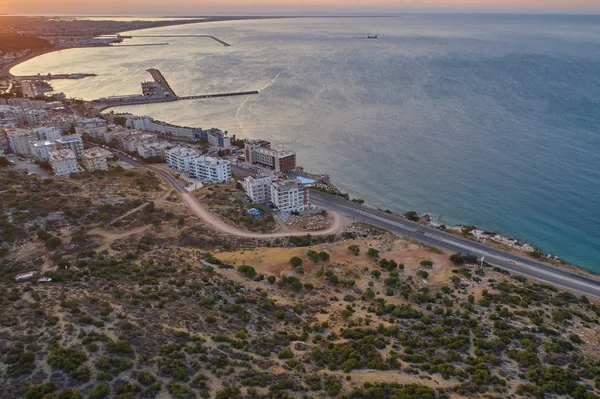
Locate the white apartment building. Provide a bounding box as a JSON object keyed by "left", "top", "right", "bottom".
{"left": 55, "top": 134, "right": 84, "bottom": 158}
{"left": 243, "top": 175, "right": 276, "bottom": 204}
{"left": 30, "top": 140, "right": 58, "bottom": 161}
{"left": 7, "top": 129, "right": 37, "bottom": 156}
{"left": 189, "top": 156, "right": 232, "bottom": 183}
{"left": 24, "top": 109, "right": 47, "bottom": 125}
{"left": 137, "top": 140, "right": 171, "bottom": 159}
{"left": 147, "top": 120, "right": 196, "bottom": 141}
{"left": 124, "top": 114, "right": 153, "bottom": 130}
{"left": 270, "top": 179, "right": 309, "bottom": 213}
{"left": 121, "top": 132, "right": 156, "bottom": 153}
{"left": 35, "top": 126, "right": 62, "bottom": 141}
{"left": 164, "top": 146, "right": 201, "bottom": 172}
{"left": 49, "top": 149, "right": 79, "bottom": 176}
{"left": 0, "top": 105, "right": 26, "bottom": 125}
{"left": 81, "top": 147, "right": 112, "bottom": 171}
{"left": 74, "top": 118, "right": 107, "bottom": 138}
{"left": 207, "top": 129, "right": 231, "bottom": 150}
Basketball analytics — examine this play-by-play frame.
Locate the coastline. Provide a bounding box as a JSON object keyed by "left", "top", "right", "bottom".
{"left": 1, "top": 15, "right": 284, "bottom": 78}
{"left": 5, "top": 17, "right": 599, "bottom": 285}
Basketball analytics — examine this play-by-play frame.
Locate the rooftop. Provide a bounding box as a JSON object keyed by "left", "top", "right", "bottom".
{"left": 49, "top": 149, "right": 76, "bottom": 161}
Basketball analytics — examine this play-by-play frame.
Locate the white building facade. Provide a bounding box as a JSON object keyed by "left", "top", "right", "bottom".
{"left": 55, "top": 134, "right": 84, "bottom": 158}
{"left": 30, "top": 140, "right": 58, "bottom": 161}
{"left": 243, "top": 175, "right": 276, "bottom": 204}
{"left": 49, "top": 149, "right": 79, "bottom": 176}
{"left": 81, "top": 147, "right": 112, "bottom": 171}
{"left": 75, "top": 118, "right": 107, "bottom": 138}
{"left": 164, "top": 146, "right": 201, "bottom": 172}
{"left": 270, "top": 179, "right": 309, "bottom": 213}
{"left": 190, "top": 156, "right": 232, "bottom": 183}
{"left": 7, "top": 129, "right": 37, "bottom": 156}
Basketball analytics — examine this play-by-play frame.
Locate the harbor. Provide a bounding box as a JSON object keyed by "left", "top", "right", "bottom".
{"left": 92, "top": 68, "right": 259, "bottom": 111}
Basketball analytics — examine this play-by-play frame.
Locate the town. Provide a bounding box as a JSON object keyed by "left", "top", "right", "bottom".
{"left": 0, "top": 94, "right": 332, "bottom": 226}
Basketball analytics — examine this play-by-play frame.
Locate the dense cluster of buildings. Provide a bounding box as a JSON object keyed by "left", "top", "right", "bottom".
{"left": 2, "top": 125, "right": 111, "bottom": 176}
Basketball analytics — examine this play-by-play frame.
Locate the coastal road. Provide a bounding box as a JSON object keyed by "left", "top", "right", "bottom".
{"left": 105, "top": 148, "right": 600, "bottom": 298}
{"left": 105, "top": 149, "right": 341, "bottom": 238}
{"left": 310, "top": 190, "right": 600, "bottom": 299}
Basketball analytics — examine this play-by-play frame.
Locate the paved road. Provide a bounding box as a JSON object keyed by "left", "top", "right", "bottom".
{"left": 106, "top": 148, "right": 600, "bottom": 298}
{"left": 310, "top": 190, "right": 600, "bottom": 299}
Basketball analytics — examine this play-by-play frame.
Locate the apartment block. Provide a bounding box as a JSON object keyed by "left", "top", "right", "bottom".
{"left": 243, "top": 175, "right": 276, "bottom": 204}
{"left": 74, "top": 117, "right": 107, "bottom": 138}
{"left": 30, "top": 140, "right": 58, "bottom": 161}
{"left": 245, "top": 140, "right": 296, "bottom": 172}
{"left": 55, "top": 134, "right": 84, "bottom": 158}
{"left": 189, "top": 156, "right": 232, "bottom": 183}
{"left": 49, "top": 149, "right": 79, "bottom": 176}
{"left": 164, "top": 146, "right": 201, "bottom": 172}
{"left": 270, "top": 179, "right": 309, "bottom": 213}
{"left": 7, "top": 129, "right": 37, "bottom": 156}
{"left": 81, "top": 147, "right": 112, "bottom": 171}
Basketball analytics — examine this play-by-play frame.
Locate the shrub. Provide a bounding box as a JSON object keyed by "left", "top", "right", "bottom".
{"left": 267, "top": 276, "right": 276, "bottom": 284}
{"left": 367, "top": 248, "right": 380, "bottom": 258}
{"left": 449, "top": 253, "right": 464, "bottom": 265}
{"left": 404, "top": 211, "right": 419, "bottom": 222}
{"left": 348, "top": 245, "right": 360, "bottom": 255}
{"left": 88, "top": 383, "right": 110, "bottom": 399}
{"left": 416, "top": 270, "right": 429, "bottom": 279}
{"left": 420, "top": 259, "right": 433, "bottom": 268}
{"left": 289, "top": 256, "right": 303, "bottom": 267}
{"left": 106, "top": 340, "right": 134, "bottom": 355}
{"left": 237, "top": 265, "right": 257, "bottom": 279}
{"left": 45, "top": 236, "right": 62, "bottom": 250}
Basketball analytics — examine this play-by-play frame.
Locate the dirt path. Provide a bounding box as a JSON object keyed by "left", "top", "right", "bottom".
{"left": 89, "top": 225, "right": 152, "bottom": 251}
{"left": 180, "top": 192, "right": 341, "bottom": 238}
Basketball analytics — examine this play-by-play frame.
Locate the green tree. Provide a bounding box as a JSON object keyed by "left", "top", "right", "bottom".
{"left": 367, "top": 248, "right": 380, "bottom": 258}
{"left": 404, "top": 211, "right": 419, "bottom": 222}
{"left": 289, "top": 256, "right": 303, "bottom": 268}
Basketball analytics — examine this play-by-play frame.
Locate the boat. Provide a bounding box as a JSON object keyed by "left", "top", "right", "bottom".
{"left": 367, "top": 35, "right": 378, "bottom": 39}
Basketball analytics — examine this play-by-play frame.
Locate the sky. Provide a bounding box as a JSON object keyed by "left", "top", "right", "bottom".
{"left": 3, "top": 0, "right": 600, "bottom": 15}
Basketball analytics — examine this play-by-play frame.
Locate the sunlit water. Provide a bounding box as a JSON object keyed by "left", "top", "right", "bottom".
{"left": 12, "top": 15, "right": 600, "bottom": 272}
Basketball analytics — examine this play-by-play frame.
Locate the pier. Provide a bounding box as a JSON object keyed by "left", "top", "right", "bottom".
{"left": 93, "top": 68, "right": 258, "bottom": 111}
{"left": 128, "top": 35, "right": 231, "bottom": 47}
{"left": 15, "top": 73, "right": 97, "bottom": 81}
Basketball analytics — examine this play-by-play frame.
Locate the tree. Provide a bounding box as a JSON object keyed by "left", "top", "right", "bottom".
{"left": 449, "top": 253, "right": 465, "bottom": 265}
{"left": 267, "top": 276, "right": 276, "bottom": 285}
{"left": 367, "top": 248, "right": 380, "bottom": 258}
{"left": 404, "top": 211, "right": 419, "bottom": 222}
{"left": 416, "top": 270, "right": 429, "bottom": 279}
{"left": 318, "top": 251, "right": 330, "bottom": 262}
{"left": 289, "top": 257, "right": 303, "bottom": 268}
{"left": 348, "top": 245, "right": 360, "bottom": 255}
{"left": 420, "top": 259, "right": 433, "bottom": 268}
{"left": 371, "top": 270, "right": 381, "bottom": 279}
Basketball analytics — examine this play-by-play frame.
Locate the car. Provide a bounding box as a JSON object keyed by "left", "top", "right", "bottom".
{"left": 416, "top": 230, "right": 426, "bottom": 235}
{"left": 508, "top": 260, "right": 516, "bottom": 264}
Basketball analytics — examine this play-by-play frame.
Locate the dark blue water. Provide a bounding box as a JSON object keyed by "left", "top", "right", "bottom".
{"left": 14, "top": 14, "right": 600, "bottom": 272}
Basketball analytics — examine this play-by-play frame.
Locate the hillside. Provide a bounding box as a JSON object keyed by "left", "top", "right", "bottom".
{"left": 0, "top": 168, "right": 599, "bottom": 399}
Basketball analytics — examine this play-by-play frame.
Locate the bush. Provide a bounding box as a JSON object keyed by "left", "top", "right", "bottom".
{"left": 319, "top": 251, "right": 330, "bottom": 262}
{"left": 106, "top": 340, "right": 134, "bottom": 355}
{"left": 88, "top": 383, "right": 110, "bottom": 399}
{"left": 45, "top": 236, "right": 62, "bottom": 250}
{"left": 404, "top": 211, "right": 419, "bottom": 222}
{"left": 416, "top": 270, "right": 429, "bottom": 279}
{"left": 367, "top": 248, "right": 380, "bottom": 258}
{"left": 238, "top": 265, "right": 257, "bottom": 279}
{"left": 449, "top": 253, "right": 464, "bottom": 265}
{"left": 289, "top": 257, "right": 303, "bottom": 268}
{"left": 420, "top": 259, "right": 433, "bottom": 267}
{"left": 267, "top": 276, "right": 276, "bottom": 284}
{"left": 348, "top": 245, "right": 360, "bottom": 255}
{"left": 25, "top": 383, "right": 55, "bottom": 399}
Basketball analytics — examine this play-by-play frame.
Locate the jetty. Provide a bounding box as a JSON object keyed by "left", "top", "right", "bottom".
{"left": 128, "top": 35, "right": 231, "bottom": 46}
{"left": 15, "top": 73, "right": 97, "bottom": 81}
{"left": 93, "top": 68, "right": 258, "bottom": 111}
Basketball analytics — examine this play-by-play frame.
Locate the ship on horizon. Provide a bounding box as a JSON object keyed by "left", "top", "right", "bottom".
{"left": 367, "top": 35, "right": 378, "bottom": 39}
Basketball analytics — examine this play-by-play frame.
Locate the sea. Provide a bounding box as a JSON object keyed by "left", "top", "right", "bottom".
{"left": 11, "top": 14, "right": 600, "bottom": 273}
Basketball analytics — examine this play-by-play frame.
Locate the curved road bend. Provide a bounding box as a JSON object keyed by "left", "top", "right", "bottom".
{"left": 111, "top": 152, "right": 340, "bottom": 238}
{"left": 310, "top": 191, "right": 600, "bottom": 299}
{"left": 109, "top": 150, "right": 600, "bottom": 298}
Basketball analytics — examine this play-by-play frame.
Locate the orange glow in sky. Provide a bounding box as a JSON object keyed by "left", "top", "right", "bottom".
{"left": 3, "top": 0, "right": 600, "bottom": 14}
